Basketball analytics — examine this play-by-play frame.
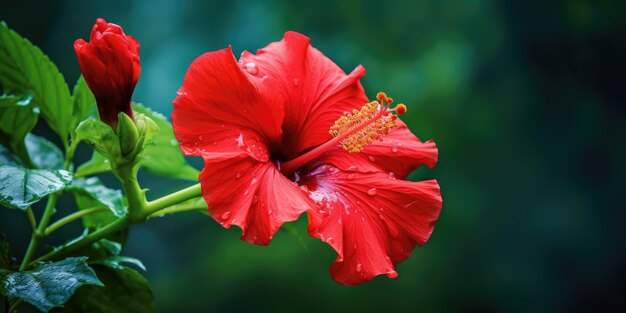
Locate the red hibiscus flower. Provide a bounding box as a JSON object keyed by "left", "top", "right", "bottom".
{"left": 74, "top": 18, "right": 140, "bottom": 130}
{"left": 172, "top": 32, "right": 442, "bottom": 285}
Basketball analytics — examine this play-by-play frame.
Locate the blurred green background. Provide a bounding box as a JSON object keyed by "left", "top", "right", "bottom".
{"left": 2, "top": 0, "right": 626, "bottom": 312}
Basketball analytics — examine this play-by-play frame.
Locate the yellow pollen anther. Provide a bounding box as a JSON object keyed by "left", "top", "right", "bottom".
{"left": 330, "top": 93, "right": 403, "bottom": 153}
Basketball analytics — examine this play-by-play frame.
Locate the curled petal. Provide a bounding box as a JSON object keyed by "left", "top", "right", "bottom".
{"left": 173, "top": 46, "right": 284, "bottom": 151}
{"left": 301, "top": 165, "right": 442, "bottom": 285}
{"left": 241, "top": 31, "right": 368, "bottom": 158}
{"left": 199, "top": 156, "right": 314, "bottom": 245}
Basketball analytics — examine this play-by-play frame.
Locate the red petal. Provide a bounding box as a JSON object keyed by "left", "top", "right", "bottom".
{"left": 301, "top": 164, "right": 442, "bottom": 285}
{"left": 200, "top": 156, "right": 314, "bottom": 245}
{"left": 172, "top": 47, "right": 285, "bottom": 160}
{"left": 240, "top": 31, "right": 368, "bottom": 159}
{"left": 172, "top": 47, "right": 284, "bottom": 149}
{"left": 315, "top": 120, "right": 438, "bottom": 179}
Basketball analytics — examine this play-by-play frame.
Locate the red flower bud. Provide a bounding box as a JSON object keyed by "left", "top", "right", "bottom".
{"left": 74, "top": 18, "right": 140, "bottom": 130}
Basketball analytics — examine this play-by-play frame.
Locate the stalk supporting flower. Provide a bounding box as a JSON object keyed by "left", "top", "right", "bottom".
{"left": 74, "top": 18, "right": 140, "bottom": 130}
{"left": 173, "top": 31, "right": 442, "bottom": 285}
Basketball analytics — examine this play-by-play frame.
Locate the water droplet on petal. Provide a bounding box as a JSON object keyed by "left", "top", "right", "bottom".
{"left": 388, "top": 172, "right": 396, "bottom": 180}
{"left": 198, "top": 135, "right": 204, "bottom": 141}
{"left": 347, "top": 174, "right": 355, "bottom": 180}
{"left": 367, "top": 188, "right": 377, "bottom": 196}
{"left": 379, "top": 214, "right": 385, "bottom": 220}
{"left": 221, "top": 211, "right": 231, "bottom": 220}
{"left": 356, "top": 264, "right": 363, "bottom": 272}
{"left": 293, "top": 78, "right": 299, "bottom": 86}
{"left": 368, "top": 156, "right": 376, "bottom": 162}
{"left": 252, "top": 195, "right": 258, "bottom": 204}
{"left": 346, "top": 165, "right": 357, "bottom": 171}
{"left": 244, "top": 62, "right": 258, "bottom": 75}
{"left": 391, "top": 147, "right": 398, "bottom": 153}
{"left": 250, "top": 177, "right": 257, "bottom": 185}
{"left": 236, "top": 173, "right": 241, "bottom": 178}
{"left": 387, "top": 270, "right": 398, "bottom": 278}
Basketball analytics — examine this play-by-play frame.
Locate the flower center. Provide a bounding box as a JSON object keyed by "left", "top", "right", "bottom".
{"left": 279, "top": 92, "right": 407, "bottom": 176}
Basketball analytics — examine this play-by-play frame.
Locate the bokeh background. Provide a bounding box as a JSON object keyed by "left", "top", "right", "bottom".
{"left": 2, "top": 0, "right": 625, "bottom": 312}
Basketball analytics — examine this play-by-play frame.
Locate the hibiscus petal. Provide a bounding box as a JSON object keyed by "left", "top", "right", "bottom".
{"left": 315, "top": 120, "right": 438, "bottom": 179}
{"left": 240, "top": 31, "right": 368, "bottom": 159}
{"left": 172, "top": 46, "right": 284, "bottom": 159}
{"left": 199, "top": 155, "right": 314, "bottom": 245}
{"left": 301, "top": 165, "right": 442, "bottom": 285}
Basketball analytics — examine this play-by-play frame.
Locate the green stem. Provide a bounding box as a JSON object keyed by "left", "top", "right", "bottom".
{"left": 25, "top": 207, "right": 37, "bottom": 231}
{"left": 63, "top": 139, "right": 79, "bottom": 170}
{"left": 27, "top": 183, "right": 201, "bottom": 268}
{"left": 117, "top": 164, "right": 147, "bottom": 223}
{"left": 30, "top": 217, "right": 131, "bottom": 266}
{"left": 19, "top": 193, "right": 58, "bottom": 271}
{"left": 45, "top": 207, "right": 109, "bottom": 236}
{"left": 145, "top": 183, "right": 202, "bottom": 216}
{"left": 148, "top": 201, "right": 207, "bottom": 219}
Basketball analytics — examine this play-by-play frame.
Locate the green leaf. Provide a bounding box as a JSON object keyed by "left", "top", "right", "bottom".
{"left": 0, "top": 93, "right": 38, "bottom": 165}
{"left": 132, "top": 103, "right": 199, "bottom": 180}
{"left": 67, "top": 238, "right": 141, "bottom": 272}
{"left": 92, "top": 256, "right": 146, "bottom": 271}
{"left": 0, "top": 144, "right": 21, "bottom": 167}
{"left": 71, "top": 76, "right": 97, "bottom": 134}
{"left": 25, "top": 133, "right": 64, "bottom": 170}
{"left": 0, "top": 94, "right": 19, "bottom": 107}
{"left": 75, "top": 151, "right": 111, "bottom": 177}
{"left": 58, "top": 266, "right": 154, "bottom": 313}
{"left": 0, "top": 257, "right": 102, "bottom": 312}
{"left": 0, "top": 165, "right": 72, "bottom": 210}
{"left": 74, "top": 118, "right": 120, "bottom": 161}
{"left": 0, "top": 22, "right": 72, "bottom": 142}
{"left": 73, "top": 193, "right": 117, "bottom": 229}
{"left": 70, "top": 177, "right": 126, "bottom": 217}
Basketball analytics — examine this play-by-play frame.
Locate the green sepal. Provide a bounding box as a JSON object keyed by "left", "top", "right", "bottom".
{"left": 117, "top": 112, "right": 139, "bottom": 157}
